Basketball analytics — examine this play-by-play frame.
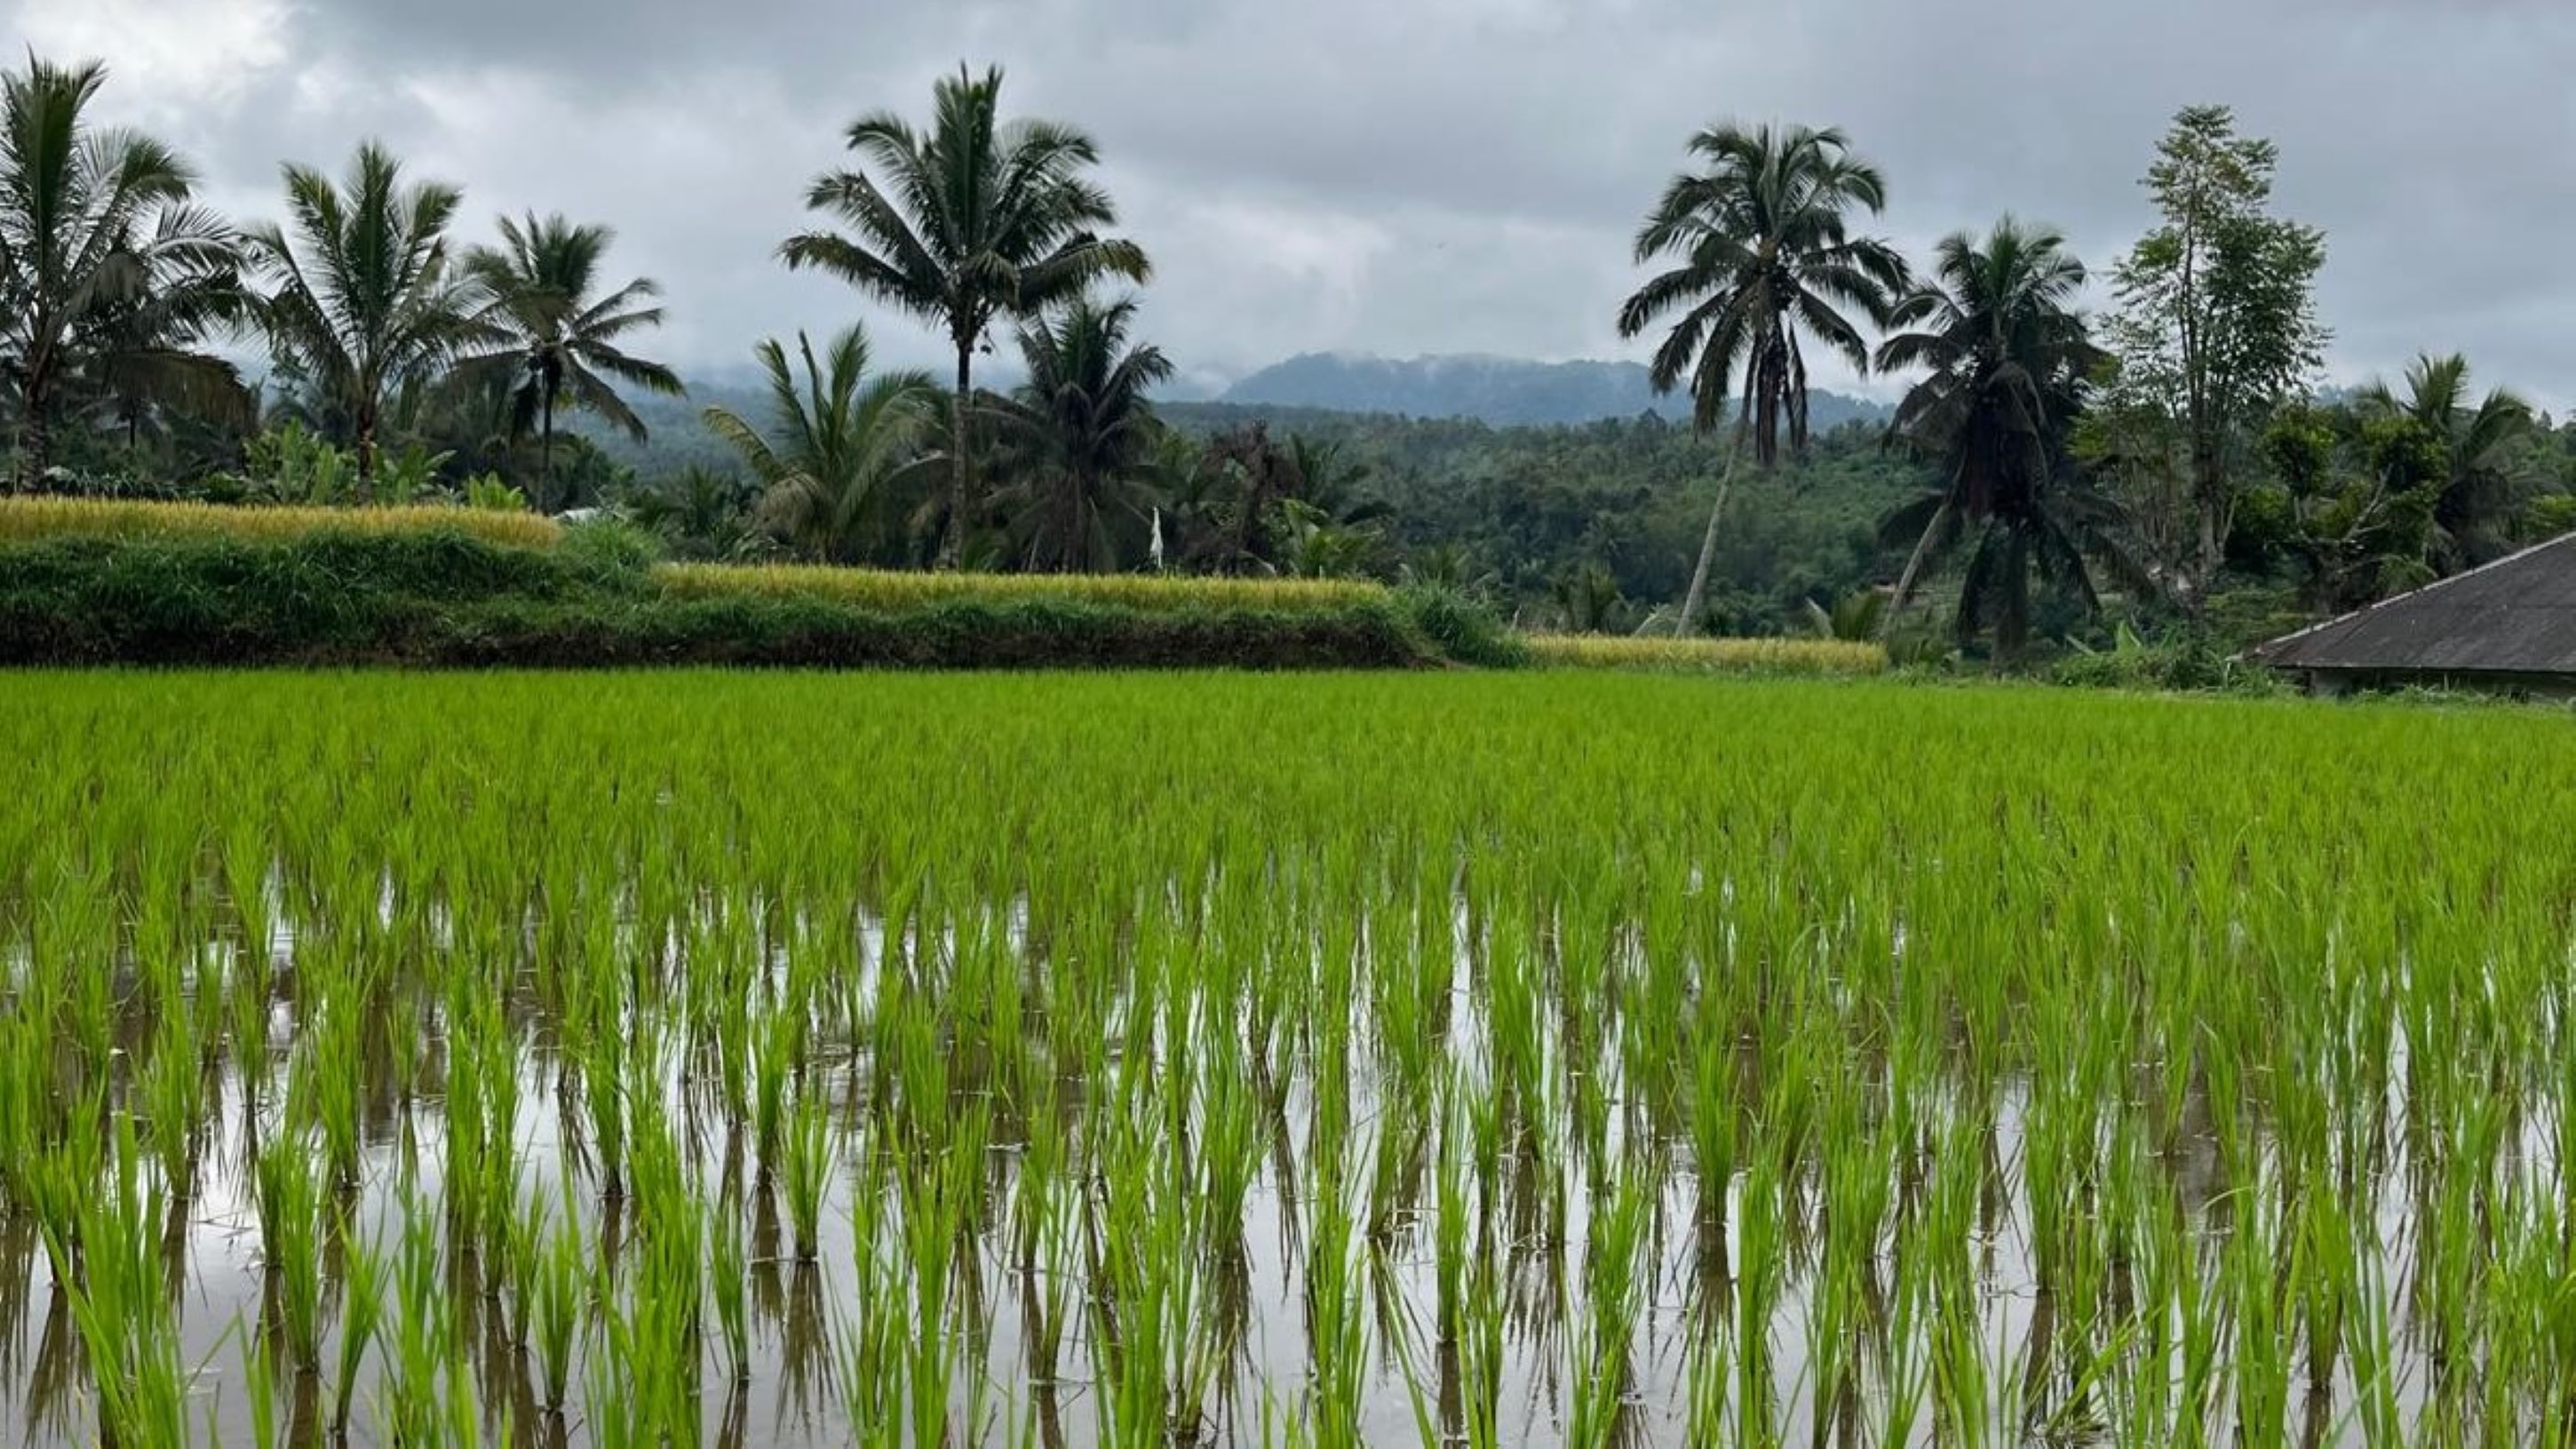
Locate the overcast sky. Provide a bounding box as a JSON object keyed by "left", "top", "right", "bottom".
{"left": 21, "top": 0, "right": 2575, "bottom": 402}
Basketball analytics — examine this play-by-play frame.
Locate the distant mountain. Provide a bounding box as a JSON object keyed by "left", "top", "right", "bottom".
{"left": 1218, "top": 352, "right": 1889, "bottom": 429}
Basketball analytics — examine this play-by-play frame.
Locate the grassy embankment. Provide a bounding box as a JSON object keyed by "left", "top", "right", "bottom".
{"left": 0, "top": 498, "right": 1892, "bottom": 673}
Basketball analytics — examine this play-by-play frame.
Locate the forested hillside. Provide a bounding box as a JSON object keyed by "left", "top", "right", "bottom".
{"left": 575, "top": 389, "right": 1929, "bottom": 631}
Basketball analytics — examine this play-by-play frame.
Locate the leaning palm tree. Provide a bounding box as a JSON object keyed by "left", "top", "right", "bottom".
{"left": 0, "top": 55, "right": 238, "bottom": 489}
{"left": 1874, "top": 219, "right": 2143, "bottom": 657}
{"left": 2357, "top": 353, "right": 2532, "bottom": 573}
{"left": 703, "top": 323, "right": 942, "bottom": 565}
{"left": 1617, "top": 122, "right": 1908, "bottom": 634}
{"left": 460, "top": 213, "right": 682, "bottom": 512}
{"left": 245, "top": 142, "right": 493, "bottom": 493}
{"left": 986, "top": 296, "right": 1173, "bottom": 572}
{"left": 780, "top": 64, "right": 1151, "bottom": 567}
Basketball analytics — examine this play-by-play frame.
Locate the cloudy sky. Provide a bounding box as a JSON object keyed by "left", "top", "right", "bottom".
{"left": 21, "top": 0, "right": 2574, "bottom": 401}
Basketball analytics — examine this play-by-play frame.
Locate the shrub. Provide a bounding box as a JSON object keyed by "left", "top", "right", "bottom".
{"left": 1395, "top": 585, "right": 1528, "bottom": 669}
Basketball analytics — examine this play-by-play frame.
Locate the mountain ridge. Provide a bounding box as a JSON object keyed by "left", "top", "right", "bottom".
{"left": 1217, "top": 351, "right": 1891, "bottom": 429}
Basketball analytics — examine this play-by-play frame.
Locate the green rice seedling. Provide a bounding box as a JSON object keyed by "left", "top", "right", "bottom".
{"left": 253, "top": 1129, "right": 329, "bottom": 1373}
{"left": 1731, "top": 1144, "right": 1787, "bottom": 1449}
{"left": 1303, "top": 1173, "right": 1369, "bottom": 1449}
{"left": 329, "top": 1215, "right": 386, "bottom": 1443}
{"left": 750, "top": 1005, "right": 801, "bottom": 1189}
{"left": 293, "top": 996, "right": 369, "bottom": 1191}
{"left": 20, "top": 1082, "right": 106, "bottom": 1278}
{"left": 528, "top": 1206, "right": 586, "bottom": 1417}
{"left": 44, "top": 1114, "right": 195, "bottom": 1449}
{"left": 377, "top": 1200, "right": 454, "bottom": 1446}
{"left": 236, "top": 1309, "right": 281, "bottom": 1449}
{"left": 778, "top": 1083, "right": 834, "bottom": 1264}
{"left": 1567, "top": 1164, "right": 1650, "bottom": 1449}
{"left": 137, "top": 1007, "right": 208, "bottom": 1201}
{"left": 707, "top": 1191, "right": 751, "bottom": 1385}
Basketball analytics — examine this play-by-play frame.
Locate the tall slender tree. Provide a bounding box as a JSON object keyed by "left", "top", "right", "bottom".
{"left": 0, "top": 56, "right": 238, "bottom": 489}
{"left": 703, "top": 323, "right": 942, "bottom": 565}
{"left": 1616, "top": 122, "right": 1907, "bottom": 634}
{"left": 987, "top": 296, "right": 1173, "bottom": 572}
{"left": 246, "top": 142, "right": 493, "bottom": 493}
{"left": 461, "top": 214, "right": 682, "bottom": 512}
{"left": 2103, "top": 106, "right": 2326, "bottom": 602}
{"left": 780, "top": 64, "right": 1150, "bottom": 568}
{"left": 1876, "top": 219, "right": 2143, "bottom": 655}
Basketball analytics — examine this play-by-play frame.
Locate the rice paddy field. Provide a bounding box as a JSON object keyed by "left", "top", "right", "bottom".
{"left": 2, "top": 671, "right": 2572, "bottom": 1448}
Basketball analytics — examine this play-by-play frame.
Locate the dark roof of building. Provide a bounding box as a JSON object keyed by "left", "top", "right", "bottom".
{"left": 2254, "top": 532, "right": 2576, "bottom": 675}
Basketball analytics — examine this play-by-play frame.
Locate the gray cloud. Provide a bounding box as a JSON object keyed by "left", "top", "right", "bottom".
{"left": 20, "top": 0, "right": 2576, "bottom": 405}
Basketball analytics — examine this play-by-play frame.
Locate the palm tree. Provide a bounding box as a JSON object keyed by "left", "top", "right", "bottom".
{"left": 703, "top": 323, "right": 942, "bottom": 564}
{"left": 461, "top": 213, "right": 682, "bottom": 512}
{"left": 1874, "top": 219, "right": 2141, "bottom": 656}
{"left": 71, "top": 206, "right": 256, "bottom": 451}
{"left": 625, "top": 464, "right": 759, "bottom": 561}
{"left": 1617, "top": 122, "right": 1907, "bottom": 634}
{"left": 0, "top": 56, "right": 238, "bottom": 489}
{"left": 986, "top": 296, "right": 1173, "bottom": 572}
{"left": 245, "top": 142, "right": 493, "bottom": 493}
{"left": 780, "top": 64, "right": 1151, "bottom": 568}
{"left": 2357, "top": 353, "right": 2532, "bottom": 572}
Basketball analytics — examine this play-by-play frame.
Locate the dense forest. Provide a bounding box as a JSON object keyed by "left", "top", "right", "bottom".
{"left": 10, "top": 52, "right": 2576, "bottom": 660}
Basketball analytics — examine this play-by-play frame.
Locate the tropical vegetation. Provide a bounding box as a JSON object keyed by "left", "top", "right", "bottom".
{"left": 1, "top": 52, "right": 2570, "bottom": 673}
{"left": 778, "top": 64, "right": 1151, "bottom": 565}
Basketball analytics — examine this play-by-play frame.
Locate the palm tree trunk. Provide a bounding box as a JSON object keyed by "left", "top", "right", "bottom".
{"left": 1891, "top": 500, "right": 1953, "bottom": 610}
{"left": 539, "top": 389, "right": 556, "bottom": 515}
{"left": 1674, "top": 426, "right": 1746, "bottom": 637}
{"left": 940, "top": 342, "right": 973, "bottom": 570}
{"left": 355, "top": 402, "right": 377, "bottom": 506}
{"left": 13, "top": 401, "right": 45, "bottom": 494}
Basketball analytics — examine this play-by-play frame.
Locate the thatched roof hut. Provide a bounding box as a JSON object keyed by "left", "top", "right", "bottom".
{"left": 2253, "top": 533, "right": 2576, "bottom": 696}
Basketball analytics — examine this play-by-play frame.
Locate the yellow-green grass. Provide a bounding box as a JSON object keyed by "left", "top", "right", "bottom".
{"left": 655, "top": 560, "right": 1390, "bottom": 615}
{"left": 0, "top": 497, "right": 564, "bottom": 551}
{"left": 1524, "top": 631, "right": 1889, "bottom": 675}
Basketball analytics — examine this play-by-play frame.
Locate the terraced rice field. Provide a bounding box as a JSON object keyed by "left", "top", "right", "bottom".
{"left": 0, "top": 673, "right": 2570, "bottom": 1447}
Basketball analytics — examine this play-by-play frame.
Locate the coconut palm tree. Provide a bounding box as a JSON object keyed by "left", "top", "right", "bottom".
{"left": 779, "top": 64, "right": 1150, "bottom": 567}
{"left": 703, "top": 323, "right": 942, "bottom": 565}
{"left": 460, "top": 213, "right": 682, "bottom": 512}
{"left": 70, "top": 206, "right": 256, "bottom": 451}
{"left": 245, "top": 142, "right": 493, "bottom": 493}
{"left": 0, "top": 55, "right": 239, "bottom": 489}
{"left": 1616, "top": 122, "right": 1907, "bottom": 634}
{"left": 1874, "top": 219, "right": 2143, "bottom": 656}
{"left": 986, "top": 296, "right": 1172, "bottom": 572}
{"left": 2357, "top": 353, "right": 2533, "bottom": 573}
